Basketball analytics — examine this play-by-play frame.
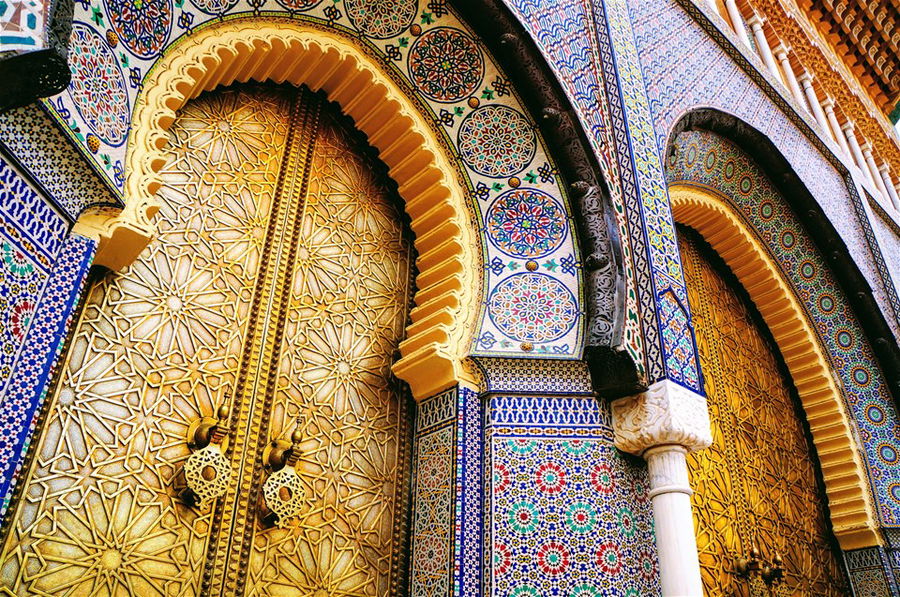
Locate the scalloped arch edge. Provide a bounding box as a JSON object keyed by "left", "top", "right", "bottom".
{"left": 670, "top": 184, "right": 880, "bottom": 550}
{"left": 77, "top": 19, "right": 482, "bottom": 400}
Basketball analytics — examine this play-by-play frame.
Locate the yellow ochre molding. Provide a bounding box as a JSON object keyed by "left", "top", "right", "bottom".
{"left": 77, "top": 19, "right": 481, "bottom": 401}
{"left": 669, "top": 183, "right": 881, "bottom": 550}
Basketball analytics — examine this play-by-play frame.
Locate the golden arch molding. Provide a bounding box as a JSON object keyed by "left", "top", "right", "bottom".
{"left": 669, "top": 183, "right": 879, "bottom": 549}
{"left": 74, "top": 20, "right": 481, "bottom": 400}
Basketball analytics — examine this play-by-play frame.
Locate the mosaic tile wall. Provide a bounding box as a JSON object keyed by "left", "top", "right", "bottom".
{"left": 509, "top": 0, "right": 727, "bottom": 391}
{"left": 410, "top": 370, "right": 658, "bottom": 596}
{"left": 0, "top": 0, "right": 47, "bottom": 49}
{"left": 486, "top": 393, "right": 660, "bottom": 597}
{"left": 627, "top": 0, "right": 900, "bottom": 340}
{"left": 668, "top": 130, "right": 900, "bottom": 527}
{"left": 844, "top": 546, "right": 896, "bottom": 597}
{"left": 870, "top": 209, "right": 900, "bottom": 302}
{"left": 500, "top": 0, "right": 647, "bottom": 386}
{"left": 0, "top": 154, "right": 96, "bottom": 516}
{"left": 41, "top": 0, "right": 589, "bottom": 359}
{"left": 0, "top": 103, "right": 121, "bottom": 220}
{"left": 410, "top": 386, "right": 484, "bottom": 596}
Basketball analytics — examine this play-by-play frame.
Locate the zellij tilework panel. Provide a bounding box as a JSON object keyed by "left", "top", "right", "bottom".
{"left": 668, "top": 130, "right": 900, "bottom": 527}
{"left": 490, "top": 438, "right": 659, "bottom": 597}
{"left": 487, "top": 393, "right": 660, "bottom": 597}
{"left": 47, "top": 0, "right": 587, "bottom": 358}
{"left": 0, "top": 154, "right": 66, "bottom": 398}
{"left": 0, "top": 155, "right": 97, "bottom": 516}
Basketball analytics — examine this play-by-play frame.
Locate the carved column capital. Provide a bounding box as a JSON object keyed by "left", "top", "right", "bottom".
{"left": 611, "top": 380, "right": 712, "bottom": 455}
{"left": 746, "top": 13, "right": 765, "bottom": 30}
{"left": 773, "top": 43, "right": 791, "bottom": 59}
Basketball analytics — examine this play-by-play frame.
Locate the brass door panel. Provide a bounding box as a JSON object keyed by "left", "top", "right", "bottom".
{"left": 679, "top": 227, "right": 848, "bottom": 595}
{"left": 0, "top": 85, "right": 414, "bottom": 597}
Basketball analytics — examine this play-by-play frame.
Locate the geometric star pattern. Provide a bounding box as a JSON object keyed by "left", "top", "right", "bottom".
{"left": 0, "top": 87, "right": 288, "bottom": 596}
{"left": 247, "top": 90, "right": 415, "bottom": 596}
{"left": 679, "top": 228, "right": 849, "bottom": 595}
{"left": 1, "top": 85, "right": 415, "bottom": 596}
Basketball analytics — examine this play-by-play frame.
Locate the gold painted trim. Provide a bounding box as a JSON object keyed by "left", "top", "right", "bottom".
{"left": 77, "top": 20, "right": 480, "bottom": 400}
{"left": 669, "top": 183, "right": 880, "bottom": 550}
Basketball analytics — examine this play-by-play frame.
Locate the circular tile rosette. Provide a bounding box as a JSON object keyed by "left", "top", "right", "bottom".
{"left": 458, "top": 105, "right": 536, "bottom": 178}
{"left": 67, "top": 22, "right": 130, "bottom": 147}
{"left": 486, "top": 188, "right": 566, "bottom": 258}
{"left": 103, "top": 0, "right": 172, "bottom": 58}
{"left": 408, "top": 26, "right": 484, "bottom": 103}
{"left": 488, "top": 273, "right": 578, "bottom": 343}
{"left": 346, "top": 0, "right": 416, "bottom": 38}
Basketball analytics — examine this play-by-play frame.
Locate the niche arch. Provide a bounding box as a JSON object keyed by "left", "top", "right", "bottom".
{"left": 74, "top": 20, "right": 481, "bottom": 400}
{"left": 670, "top": 184, "right": 877, "bottom": 548}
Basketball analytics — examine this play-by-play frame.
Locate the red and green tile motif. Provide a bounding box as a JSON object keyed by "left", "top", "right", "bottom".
{"left": 491, "top": 436, "right": 659, "bottom": 596}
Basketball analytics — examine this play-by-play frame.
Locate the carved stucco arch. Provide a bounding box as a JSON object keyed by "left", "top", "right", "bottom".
{"left": 73, "top": 20, "right": 481, "bottom": 400}
{"left": 670, "top": 184, "right": 879, "bottom": 549}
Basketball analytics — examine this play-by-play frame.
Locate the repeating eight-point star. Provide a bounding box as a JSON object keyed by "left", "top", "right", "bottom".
{"left": 67, "top": 22, "right": 130, "bottom": 147}
{"left": 408, "top": 27, "right": 484, "bottom": 103}
{"left": 486, "top": 188, "right": 567, "bottom": 258}
{"left": 345, "top": 0, "right": 417, "bottom": 38}
{"left": 458, "top": 105, "right": 536, "bottom": 178}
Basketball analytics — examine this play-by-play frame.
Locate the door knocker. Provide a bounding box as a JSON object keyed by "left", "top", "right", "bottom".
{"left": 260, "top": 421, "right": 306, "bottom": 527}
{"left": 182, "top": 401, "right": 232, "bottom": 508}
{"left": 735, "top": 545, "right": 786, "bottom": 596}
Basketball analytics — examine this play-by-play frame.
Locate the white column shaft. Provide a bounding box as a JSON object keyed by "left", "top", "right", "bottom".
{"left": 748, "top": 17, "right": 781, "bottom": 82}
{"left": 863, "top": 145, "right": 890, "bottom": 198}
{"left": 723, "top": 0, "right": 753, "bottom": 47}
{"left": 646, "top": 446, "right": 704, "bottom": 597}
{"left": 842, "top": 125, "right": 871, "bottom": 177}
{"left": 775, "top": 47, "right": 809, "bottom": 110}
{"left": 798, "top": 74, "right": 831, "bottom": 138}
{"left": 879, "top": 166, "right": 900, "bottom": 210}
{"left": 822, "top": 99, "right": 851, "bottom": 157}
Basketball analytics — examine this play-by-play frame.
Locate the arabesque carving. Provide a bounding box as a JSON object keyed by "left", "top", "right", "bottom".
{"left": 611, "top": 379, "right": 713, "bottom": 455}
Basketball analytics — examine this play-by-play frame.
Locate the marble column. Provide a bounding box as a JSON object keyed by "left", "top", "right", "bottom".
{"left": 841, "top": 122, "right": 871, "bottom": 179}
{"left": 821, "top": 97, "right": 851, "bottom": 157}
{"left": 723, "top": 0, "right": 753, "bottom": 48}
{"left": 862, "top": 143, "right": 890, "bottom": 198}
{"left": 747, "top": 14, "right": 781, "bottom": 82}
{"left": 878, "top": 165, "right": 900, "bottom": 210}
{"left": 797, "top": 71, "right": 831, "bottom": 139}
{"left": 612, "top": 380, "right": 713, "bottom": 596}
{"left": 774, "top": 44, "right": 809, "bottom": 111}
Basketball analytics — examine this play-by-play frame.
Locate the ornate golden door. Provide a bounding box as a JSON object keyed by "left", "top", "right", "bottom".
{"left": 679, "top": 226, "right": 848, "bottom": 595}
{"left": 0, "top": 85, "right": 415, "bottom": 596}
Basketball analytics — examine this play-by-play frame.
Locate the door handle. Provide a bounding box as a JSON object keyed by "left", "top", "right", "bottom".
{"left": 182, "top": 402, "right": 232, "bottom": 508}
{"left": 261, "top": 422, "right": 306, "bottom": 527}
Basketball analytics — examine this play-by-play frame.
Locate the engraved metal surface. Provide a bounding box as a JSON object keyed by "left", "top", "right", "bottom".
{"left": 1, "top": 85, "right": 414, "bottom": 596}
{"left": 679, "top": 227, "right": 848, "bottom": 596}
